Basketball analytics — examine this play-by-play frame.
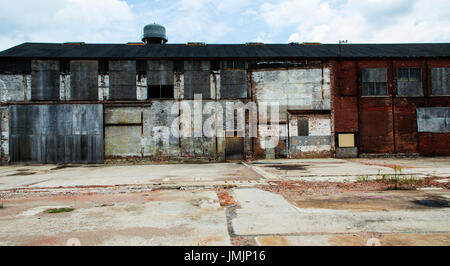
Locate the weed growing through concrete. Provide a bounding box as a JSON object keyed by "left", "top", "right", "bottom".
{"left": 45, "top": 208, "right": 74, "bottom": 214}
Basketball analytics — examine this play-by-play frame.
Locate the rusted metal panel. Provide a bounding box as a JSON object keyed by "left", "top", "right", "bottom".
{"left": 31, "top": 60, "right": 60, "bottom": 101}
{"left": 70, "top": 60, "right": 98, "bottom": 100}
{"left": 9, "top": 104, "right": 103, "bottom": 163}
{"left": 225, "top": 137, "right": 244, "bottom": 160}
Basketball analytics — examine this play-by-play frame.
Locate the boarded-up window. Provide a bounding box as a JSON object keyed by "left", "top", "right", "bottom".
{"left": 338, "top": 133, "right": 355, "bottom": 147}
{"left": 70, "top": 60, "right": 98, "bottom": 100}
{"left": 31, "top": 60, "right": 60, "bottom": 101}
{"left": 109, "top": 60, "right": 136, "bottom": 100}
{"left": 397, "top": 68, "right": 423, "bottom": 96}
{"left": 431, "top": 68, "right": 450, "bottom": 95}
{"left": 298, "top": 117, "right": 309, "bottom": 136}
{"left": 184, "top": 61, "right": 210, "bottom": 99}
{"left": 362, "top": 68, "right": 388, "bottom": 96}
{"left": 220, "top": 69, "right": 247, "bottom": 99}
{"left": 417, "top": 107, "right": 450, "bottom": 133}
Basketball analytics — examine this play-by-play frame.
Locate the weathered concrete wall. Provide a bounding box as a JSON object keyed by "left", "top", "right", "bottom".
{"left": 252, "top": 66, "right": 331, "bottom": 122}
{"left": 252, "top": 65, "right": 332, "bottom": 159}
{"left": 0, "top": 106, "right": 9, "bottom": 162}
{"left": 288, "top": 114, "right": 332, "bottom": 158}
{"left": 0, "top": 74, "right": 30, "bottom": 102}
{"left": 9, "top": 104, "right": 103, "bottom": 163}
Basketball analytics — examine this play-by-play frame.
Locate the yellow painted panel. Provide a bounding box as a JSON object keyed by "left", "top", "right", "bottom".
{"left": 338, "top": 134, "right": 355, "bottom": 148}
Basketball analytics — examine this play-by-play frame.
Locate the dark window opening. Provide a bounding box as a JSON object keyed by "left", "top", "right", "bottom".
{"left": 223, "top": 60, "right": 245, "bottom": 70}
{"left": 174, "top": 61, "right": 184, "bottom": 73}
{"left": 0, "top": 60, "right": 31, "bottom": 74}
{"left": 59, "top": 60, "right": 70, "bottom": 74}
{"left": 211, "top": 60, "right": 221, "bottom": 71}
{"left": 298, "top": 117, "right": 309, "bottom": 136}
{"left": 136, "top": 60, "right": 147, "bottom": 75}
{"left": 148, "top": 85, "right": 174, "bottom": 99}
{"left": 98, "top": 60, "right": 109, "bottom": 74}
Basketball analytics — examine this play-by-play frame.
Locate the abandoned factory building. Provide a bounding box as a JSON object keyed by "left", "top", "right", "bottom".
{"left": 0, "top": 24, "right": 449, "bottom": 164}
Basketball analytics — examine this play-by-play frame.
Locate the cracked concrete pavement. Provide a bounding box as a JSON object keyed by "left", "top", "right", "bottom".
{"left": 0, "top": 158, "right": 449, "bottom": 246}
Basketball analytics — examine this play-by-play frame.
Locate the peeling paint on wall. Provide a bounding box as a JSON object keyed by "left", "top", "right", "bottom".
{"left": 0, "top": 75, "right": 28, "bottom": 102}
{"left": 98, "top": 74, "right": 109, "bottom": 100}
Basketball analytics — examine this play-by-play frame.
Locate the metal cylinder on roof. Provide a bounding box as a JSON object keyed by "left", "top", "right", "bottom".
{"left": 142, "top": 23, "right": 168, "bottom": 44}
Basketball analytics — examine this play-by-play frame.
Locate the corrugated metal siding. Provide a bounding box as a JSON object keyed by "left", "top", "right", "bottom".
{"left": 9, "top": 104, "right": 103, "bottom": 163}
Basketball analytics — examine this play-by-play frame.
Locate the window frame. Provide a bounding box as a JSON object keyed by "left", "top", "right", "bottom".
{"left": 361, "top": 68, "right": 388, "bottom": 97}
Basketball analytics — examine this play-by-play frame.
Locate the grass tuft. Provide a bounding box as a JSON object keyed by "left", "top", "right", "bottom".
{"left": 45, "top": 208, "right": 74, "bottom": 214}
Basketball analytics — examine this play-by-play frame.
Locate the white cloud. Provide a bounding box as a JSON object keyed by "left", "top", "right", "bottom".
{"left": 259, "top": 0, "right": 450, "bottom": 43}
{"left": 0, "top": 0, "right": 448, "bottom": 51}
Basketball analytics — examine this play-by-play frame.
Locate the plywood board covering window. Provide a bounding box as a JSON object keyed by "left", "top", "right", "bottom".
{"left": 338, "top": 133, "right": 355, "bottom": 147}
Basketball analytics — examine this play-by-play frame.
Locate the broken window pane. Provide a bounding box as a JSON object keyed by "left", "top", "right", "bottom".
{"left": 409, "top": 68, "right": 421, "bottom": 81}
{"left": 362, "top": 68, "right": 387, "bottom": 82}
{"left": 375, "top": 82, "right": 388, "bottom": 95}
{"left": 397, "top": 68, "right": 409, "bottom": 81}
{"left": 397, "top": 68, "right": 423, "bottom": 97}
{"left": 148, "top": 85, "right": 174, "bottom": 99}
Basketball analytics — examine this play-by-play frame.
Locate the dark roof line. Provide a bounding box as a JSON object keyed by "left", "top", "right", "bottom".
{"left": 1, "top": 42, "right": 450, "bottom": 59}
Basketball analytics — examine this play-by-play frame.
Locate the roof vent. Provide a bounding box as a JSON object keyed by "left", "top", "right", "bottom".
{"left": 302, "top": 42, "right": 322, "bottom": 45}
{"left": 142, "top": 23, "right": 168, "bottom": 44}
{"left": 186, "top": 42, "right": 206, "bottom": 46}
{"left": 127, "top": 42, "right": 145, "bottom": 46}
{"left": 63, "top": 42, "right": 85, "bottom": 45}
{"left": 245, "top": 42, "right": 264, "bottom": 46}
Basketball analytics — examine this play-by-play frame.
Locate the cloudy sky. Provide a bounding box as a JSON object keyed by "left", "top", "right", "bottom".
{"left": 0, "top": 0, "right": 449, "bottom": 51}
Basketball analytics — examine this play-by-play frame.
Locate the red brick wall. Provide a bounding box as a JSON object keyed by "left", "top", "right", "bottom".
{"left": 332, "top": 58, "right": 450, "bottom": 156}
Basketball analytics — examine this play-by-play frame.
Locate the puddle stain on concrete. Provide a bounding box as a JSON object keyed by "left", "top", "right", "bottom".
{"left": 262, "top": 164, "right": 308, "bottom": 171}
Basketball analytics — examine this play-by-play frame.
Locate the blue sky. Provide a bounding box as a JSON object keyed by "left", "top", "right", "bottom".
{"left": 0, "top": 0, "right": 449, "bottom": 51}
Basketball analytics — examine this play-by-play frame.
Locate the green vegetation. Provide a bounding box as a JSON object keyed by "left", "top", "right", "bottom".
{"left": 45, "top": 208, "right": 74, "bottom": 214}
